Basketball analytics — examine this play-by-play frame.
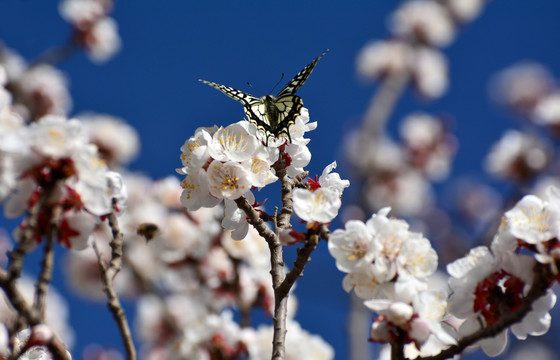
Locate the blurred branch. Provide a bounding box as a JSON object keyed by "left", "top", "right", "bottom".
{"left": 0, "top": 270, "right": 71, "bottom": 360}
{"left": 93, "top": 205, "right": 136, "bottom": 360}
{"left": 362, "top": 71, "right": 410, "bottom": 138}
{"left": 34, "top": 205, "right": 62, "bottom": 316}
{"left": 30, "top": 37, "right": 79, "bottom": 67}
{"left": 8, "top": 186, "right": 54, "bottom": 283}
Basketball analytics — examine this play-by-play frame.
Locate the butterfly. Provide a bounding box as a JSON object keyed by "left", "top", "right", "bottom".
{"left": 199, "top": 49, "right": 328, "bottom": 146}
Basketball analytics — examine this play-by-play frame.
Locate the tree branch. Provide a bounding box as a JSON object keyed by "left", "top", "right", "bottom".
{"left": 278, "top": 234, "right": 319, "bottom": 298}
{"left": 93, "top": 207, "right": 136, "bottom": 360}
{"left": 0, "top": 270, "right": 71, "bottom": 360}
{"left": 8, "top": 186, "right": 53, "bottom": 283}
{"left": 234, "top": 196, "right": 288, "bottom": 359}
{"left": 34, "top": 205, "right": 62, "bottom": 316}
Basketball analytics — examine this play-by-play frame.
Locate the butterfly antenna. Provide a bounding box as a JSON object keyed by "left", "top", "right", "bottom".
{"left": 246, "top": 82, "right": 265, "bottom": 96}
{"left": 270, "top": 73, "right": 285, "bottom": 93}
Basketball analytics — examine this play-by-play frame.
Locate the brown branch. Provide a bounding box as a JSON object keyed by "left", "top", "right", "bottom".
{"left": 93, "top": 208, "right": 136, "bottom": 360}
{"left": 7, "top": 187, "right": 53, "bottom": 283}
{"left": 417, "top": 264, "right": 553, "bottom": 360}
{"left": 234, "top": 196, "right": 288, "bottom": 360}
{"left": 30, "top": 37, "right": 79, "bottom": 67}
{"left": 278, "top": 234, "right": 319, "bottom": 297}
{"left": 362, "top": 70, "right": 410, "bottom": 138}
{"left": 34, "top": 205, "right": 62, "bottom": 316}
{"left": 107, "top": 200, "right": 124, "bottom": 278}
{"left": 0, "top": 270, "right": 71, "bottom": 360}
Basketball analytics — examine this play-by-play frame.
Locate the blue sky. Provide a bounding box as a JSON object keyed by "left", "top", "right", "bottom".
{"left": 2, "top": 1, "right": 560, "bottom": 359}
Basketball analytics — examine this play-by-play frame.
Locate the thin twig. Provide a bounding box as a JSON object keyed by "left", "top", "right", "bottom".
{"left": 278, "top": 234, "right": 319, "bottom": 297}
{"left": 93, "top": 207, "right": 136, "bottom": 360}
{"left": 0, "top": 270, "right": 71, "bottom": 360}
{"left": 34, "top": 205, "right": 62, "bottom": 316}
{"left": 107, "top": 200, "right": 124, "bottom": 278}
{"left": 8, "top": 187, "right": 53, "bottom": 283}
{"left": 30, "top": 39, "right": 79, "bottom": 67}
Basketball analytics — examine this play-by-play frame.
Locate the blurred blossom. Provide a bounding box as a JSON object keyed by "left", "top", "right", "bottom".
{"left": 411, "top": 47, "right": 448, "bottom": 99}
{"left": 508, "top": 342, "right": 555, "bottom": 360}
{"left": 450, "top": 179, "right": 501, "bottom": 225}
{"left": 82, "top": 344, "right": 124, "bottom": 360}
{"left": 59, "top": 0, "right": 120, "bottom": 63}
{"left": 59, "top": 0, "right": 113, "bottom": 28}
{"left": 400, "top": 112, "right": 456, "bottom": 180}
{"left": 0, "top": 46, "right": 26, "bottom": 81}
{"left": 391, "top": 0, "right": 456, "bottom": 47}
{"left": 356, "top": 42, "right": 448, "bottom": 99}
{"left": 79, "top": 113, "right": 140, "bottom": 168}
{"left": 0, "top": 277, "right": 74, "bottom": 348}
{"left": 532, "top": 176, "right": 560, "bottom": 200}
{"left": 15, "top": 64, "right": 72, "bottom": 120}
{"left": 345, "top": 132, "right": 405, "bottom": 175}
{"left": 532, "top": 93, "right": 560, "bottom": 130}
{"left": 83, "top": 17, "right": 121, "bottom": 63}
{"left": 356, "top": 40, "right": 412, "bottom": 79}
{"left": 365, "top": 169, "right": 433, "bottom": 217}
{"left": 485, "top": 130, "right": 552, "bottom": 181}
{"left": 489, "top": 62, "right": 554, "bottom": 114}
{"left": 445, "top": 0, "right": 486, "bottom": 23}
{"left": 243, "top": 320, "right": 334, "bottom": 360}
{"left": 0, "top": 115, "right": 127, "bottom": 251}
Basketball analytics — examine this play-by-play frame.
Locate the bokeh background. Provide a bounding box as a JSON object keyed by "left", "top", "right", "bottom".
{"left": 2, "top": 1, "right": 560, "bottom": 359}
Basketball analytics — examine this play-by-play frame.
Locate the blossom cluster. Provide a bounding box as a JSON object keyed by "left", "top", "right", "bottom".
{"left": 330, "top": 186, "right": 560, "bottom": 357}
{"left": 59, "top": 0, "right": 121, "bottom": 63}
{"left": 345, "top": 112, "right": 456, "bottom": 216}
{"left": 347, "top": 0, "right": 480, "bottom": 217}
{"left": 0, "top": 65, "right": 127, "bottom": 251}
{"left": 178, "top": 112, "right": 349, "bottom": 238}
{"left": 328, "top": 208, "right": 456, "bottom": 356}
{"left": 485, "top": 62, "right": 560, "bottom": 182}
{"left": 357, "top": 0, "right": 487, "bottom": 99}
{"left": 446, "top": 187, "right": 560, "bottom": 356}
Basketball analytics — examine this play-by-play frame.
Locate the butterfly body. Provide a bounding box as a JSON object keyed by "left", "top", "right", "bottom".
{"left": 199, "top": 50, "right": 328, "bottom": 146}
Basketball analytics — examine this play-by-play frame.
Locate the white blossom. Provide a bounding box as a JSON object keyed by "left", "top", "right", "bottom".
{"left": 80, "top": 113, "right": 140, "bottom": 167}
{"left": 85, "top": 17, "right": 121, "bottom": 63}
{"left": 208, "top": 123, "right": 259, "bottom": 163}
{"left": 532, "top": 93, "right": 560, "bottom": 126}
{"left": 391, "top": 0, "right": 456, "bottom": 47}
{"left": 293, "top": 187, "right": 340, "bottom": 224}
{"left": 356, "top": 40, "right": 412, "bottom": 79}
{"left": 485, "top": 130, "right": 551, "bottom": 179}
{"left": 412, "top": 47, "right": 448, "bottom": 99}
{"left": 328, "top": 220, "right": 377, "bottom": 273}
{"left": 446, "top": 0, "right": 485, "bottom": 23}
{"left": 207, "top": 160, "right": 252, "bottom": 200}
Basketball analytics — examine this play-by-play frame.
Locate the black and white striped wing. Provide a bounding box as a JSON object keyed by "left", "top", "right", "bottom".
{"left": 245, "top": 95, "right": 303, "bottom": 144}
{"left": 276, "top": 49, "right": 329, "bottom": 98}
{"left": 198, "top": 79, "right": 259, "bottom": 106}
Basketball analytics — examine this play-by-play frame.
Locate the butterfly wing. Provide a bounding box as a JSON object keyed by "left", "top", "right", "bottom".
{"left": 276, "top": 49, "right": 329, "bottom": 98}
{"left": 245, "top": 95, "right": 303, "bottom": 145}
{"left": 198, "top": 79, "right": 259, "bottom": 106}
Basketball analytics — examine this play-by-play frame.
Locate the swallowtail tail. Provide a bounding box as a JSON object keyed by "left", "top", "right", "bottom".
{"left": 199, "top": 50, "right": 328, "bottom": 146}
